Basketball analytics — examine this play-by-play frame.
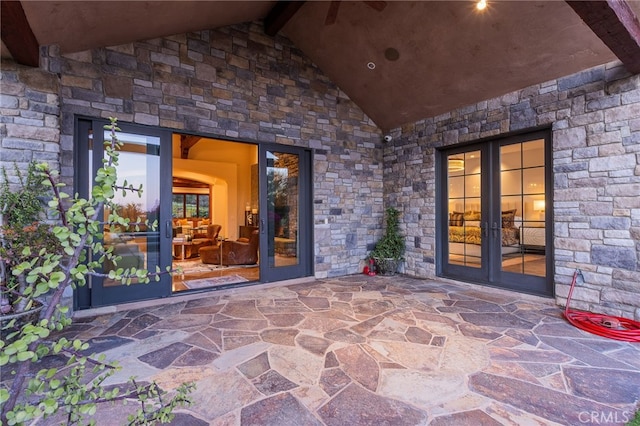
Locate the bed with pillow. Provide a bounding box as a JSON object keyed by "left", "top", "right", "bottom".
{"left": 448, "top": 210, "right": 521, "bottom": 256}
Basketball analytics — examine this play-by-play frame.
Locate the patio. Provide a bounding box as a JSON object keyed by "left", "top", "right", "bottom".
{"left": 59, "top": 275, "right": 639, "bottom": 425}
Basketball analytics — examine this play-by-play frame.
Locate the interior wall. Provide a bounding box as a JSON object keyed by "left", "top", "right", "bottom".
{"left": 171, "top": 135, "right": 256, "bottom": 240}
{"left": 173, "top": 158, "right": 235, "bottom": 239}
{"left": 189, "top": 139, "right": 258, "bottom": 238}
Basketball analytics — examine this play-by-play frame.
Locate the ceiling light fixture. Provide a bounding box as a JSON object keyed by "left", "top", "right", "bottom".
{"left": 476, "top": 0, "right": 487, "bottom": 11}
{"left": 448, "top": 157, "right": 465, "bottom": 172}
{"left": 384, "top": 47, "right": 400, "bottom": 61}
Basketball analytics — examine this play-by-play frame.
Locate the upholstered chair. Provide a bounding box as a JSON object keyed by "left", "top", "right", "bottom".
{"left": 191, "top": 224, "right": 222, "bottom": 256}
{"left": 200, "top": 230, "right": 259, "bottom": 265}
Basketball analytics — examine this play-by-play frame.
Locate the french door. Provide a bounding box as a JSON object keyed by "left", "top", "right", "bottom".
{"left": 258, "top": 144, "right": 313, "bottom": 282}
{"left": 75, "top": 118, "right": 173, "bottom": 308}
{"left": 438, "top": 130, "right": 553, "bottom": 297}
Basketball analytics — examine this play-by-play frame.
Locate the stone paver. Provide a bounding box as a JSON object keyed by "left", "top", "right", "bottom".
{"left": 22, "top": 276, "right": 640, "bottom": 424}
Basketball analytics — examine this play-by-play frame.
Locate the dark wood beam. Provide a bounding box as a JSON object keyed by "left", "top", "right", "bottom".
{"left": 264, "top": 1, "right": 305, "bottom": 36}
{"left": 180, "top": 135, "right": 201, "bottom": 159}
{"left": 363, "top": 1, "right": 387, "bottom": 12}
{"left": 566, "top": 0, "right": 640, "bottom": 74}
{"left": 172, "top": 177, "right": 209, "bottom": 189}
{"left": 324, "top": 1, "right": 341, "bottom": 26}
{"left": 1, "top": 0, "right": 40, "bottom": 67}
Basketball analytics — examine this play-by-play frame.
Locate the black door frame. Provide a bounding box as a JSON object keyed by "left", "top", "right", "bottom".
{"left": 75, "top": 118, "right": 315, "bottom": 309}
{"left": 258, "top": 143, "right": 314, "bottom": 282}
{"left": 436, "top": 128, "right": 554, "bottom": 297}
{"left": 74, "top": 117, "right": 173, "bottom": 309}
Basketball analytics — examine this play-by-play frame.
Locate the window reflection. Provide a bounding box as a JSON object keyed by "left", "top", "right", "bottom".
{"left": 500, "top": 139, "right": 546, "bottom": 277}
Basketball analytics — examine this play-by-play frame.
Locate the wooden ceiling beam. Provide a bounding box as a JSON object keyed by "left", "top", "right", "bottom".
{"left": 363, "top": 1, "right": 387, "bottom": 13}
{"left": 566, "top": 0, "right": 640, "bottom": 74}
{"left": 324, "top": 1, "right": 341, "bottom": 26}
{"left": 180, "top": 135, "right": 201, "bottom": 159}
{"left": 1, "top": 0, "right": 40, "bottom": 67}
{"left": 264, "top": 1, "right": 305, "bottom": 36}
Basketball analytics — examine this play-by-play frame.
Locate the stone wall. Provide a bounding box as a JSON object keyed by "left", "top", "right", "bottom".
{"left": 390, "top": 61, "right": 640, "bottom": 320}
{"left": 39, "top": 22, "right": 383, "bottom": 278}
{"left": 7, "top": 20, "right": 638, "bottom": 318}
{"left": 0, "top": 59, "right": 60, "bottom": 185}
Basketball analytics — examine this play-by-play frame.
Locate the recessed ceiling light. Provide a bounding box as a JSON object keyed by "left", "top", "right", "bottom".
{"left": 367, "top": 62, "right": 376, "bottom": 70}
{"left": 384, "top": 47, "right": 400, "bottom": 61}
{"left": 476, "top": 0, "right": 487, "bottom": 11}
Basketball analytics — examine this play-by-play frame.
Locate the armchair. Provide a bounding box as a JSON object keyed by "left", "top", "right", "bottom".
{"left": 200, "top": 230, "right": 259, "bottom": 265}
{"left": 191, "top": 224, "right": 222, "bottom": 256}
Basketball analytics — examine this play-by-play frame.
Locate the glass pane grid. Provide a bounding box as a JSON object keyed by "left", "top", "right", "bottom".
{"left": 448, "top": 151, "right": 482, "bottom": 267}
{"left": 500, "top": 140, "right": 546, "bottom": 278}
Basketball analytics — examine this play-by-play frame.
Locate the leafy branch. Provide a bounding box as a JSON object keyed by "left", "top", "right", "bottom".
{"left": 0, "top": 118, "right": 192, "bottom": 425}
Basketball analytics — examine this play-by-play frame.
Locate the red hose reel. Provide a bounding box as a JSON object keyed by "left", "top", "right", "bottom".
{"left": 564, "top": 269, "right": 640, "bottom": 342}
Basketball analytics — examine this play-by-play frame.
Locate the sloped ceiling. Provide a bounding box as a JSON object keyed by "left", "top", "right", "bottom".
{"left": 2, "top": 1, "right": 639, "bottom": 131}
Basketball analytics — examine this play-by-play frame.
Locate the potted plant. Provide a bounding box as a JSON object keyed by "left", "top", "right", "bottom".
{"left": 370, "top": 207, "right": 405, "bottom": 275}
{"left": 0, "top": 118, "right": 192, "bottom": 425}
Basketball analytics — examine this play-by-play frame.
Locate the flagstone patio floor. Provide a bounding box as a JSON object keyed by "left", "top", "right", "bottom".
{"left": 59, "top": 275, "right": 640, "bottom": 425}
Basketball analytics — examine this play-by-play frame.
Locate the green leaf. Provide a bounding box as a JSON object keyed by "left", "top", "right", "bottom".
{"left": 49, "top": 271, "right": 66, "bottom": 283}
{"left": 17, "top": 350, "right": 35, "bottom": 361}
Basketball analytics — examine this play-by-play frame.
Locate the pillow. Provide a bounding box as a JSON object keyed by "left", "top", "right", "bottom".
{"left": 202, "top": 218, "right": 210, "bottom": 225}
{"left": 466, "top": 220, "right": 481, "bottom": 228}
{"left": 449, "top": 211, "right": 464, "bottom": 226}
{"left": 501, "top": 209, "right": 517, "bottom": 228}
{"left": 179, "top": 218, "right": 188, "bottom": 225}
{"left": 237, "top": 237, "right": 250, "bottom": 243}
{"left": 463, "top": 211, "right": 481, "bottom": 221}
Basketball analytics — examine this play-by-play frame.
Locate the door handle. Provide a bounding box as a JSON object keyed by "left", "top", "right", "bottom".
{"left": 482, "top": 222, "right": 488, "bottom": 238}
{"left": 260, "top": 219, "right": 265, "bottom": 234}
{"left": 166, "top": 221, "right": 172, "bottom": 238}
{"left": 491, "top": 222, "right": 499, "bottom": 238}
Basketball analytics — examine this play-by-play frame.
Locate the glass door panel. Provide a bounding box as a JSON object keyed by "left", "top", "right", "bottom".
{"left": 447, "top": 150, "right": 483, "bottom": 268}
{"left": 266, "top": 150, "right": 300, "bottom": 268}
{"left": 259, "top": 145, "right": 312, "bottom": 282}
{"left": 499, "top": 139, "right": 546, "bottom": 279}
{"left": 90, "top": 124, "right": 171, "bottom": 306}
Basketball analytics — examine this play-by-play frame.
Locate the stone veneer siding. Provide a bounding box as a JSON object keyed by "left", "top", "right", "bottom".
{"left": 33, "top": 22, "right": 383, "bottom": 279}
{"left": 0, "top": 59, "right": 60, "bottom": 185}
{"left": 389, "top": 61, "right": 640, "bottom": 320}
{"left": 3, "top": 21, "right": 639, "bottom": 319}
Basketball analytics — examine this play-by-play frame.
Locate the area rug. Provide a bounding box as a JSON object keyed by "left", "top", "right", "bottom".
{"left": 183, "top": 274, "right": 249, "bottom": 289}
{"left": 174, "top": 259, "right": 225, "bottom": 275}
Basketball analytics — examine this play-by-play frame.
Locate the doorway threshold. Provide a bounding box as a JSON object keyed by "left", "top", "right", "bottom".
{"left": 73, "top": 276, "right": 316, "bottom": 319}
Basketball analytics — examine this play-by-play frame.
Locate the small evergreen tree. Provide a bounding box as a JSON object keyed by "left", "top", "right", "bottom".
{"left": 370, "top": 207, "right": 405, "bottom": 275}
{"left": 371, "top": 207, "right": 405, "bottom": 261}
